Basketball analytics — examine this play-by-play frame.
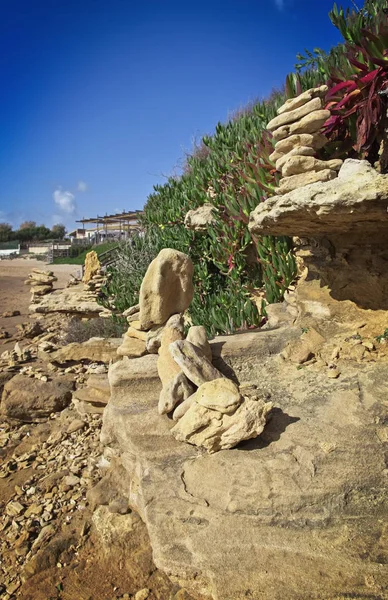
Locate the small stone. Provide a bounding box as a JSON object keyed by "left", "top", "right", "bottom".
{"left": 63, "top": 475, "right": 80, "bottom": 487}
{"left": 67, "top": 419, "right": 85, "bottom": 434}
{"left": 169, "top": 340, "right": 224, "bottom": 387}
{"left": 5, "top": 501, "right": 24, "bottom": 516}
{"left": 135, "top": 590, "right": 150, "bottom": 600}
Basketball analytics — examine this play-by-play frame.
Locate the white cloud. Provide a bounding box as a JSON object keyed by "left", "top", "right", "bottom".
{"left": 77, "top": 180, "right": 87, "bottom": 192}
{"left": 53, "top": 188, "right": 76, "bottom": 214}
{"left": 274, "top": 0, "right": 285, "bottom": 8}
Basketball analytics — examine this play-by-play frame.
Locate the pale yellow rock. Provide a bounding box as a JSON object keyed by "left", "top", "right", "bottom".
{"left": 276, "top": 169, "right": 337, "bottom": 195}
{"left": 171, "top": 394, "right": 272, "bottom": 453}
{"left": 139, "top": 248, "right": 194, "bottom": 329}
{"left": 157, "top": 318, "right": 185, "bottom": 387}
{"left": 281, "top": 156, "right": 343, "bottom": 178}
{"left": 169, "top": 340, "right": 224, "bottom": 387}
{"left": 126, "top": 326, "right": 147, "bottom": 342}
{"left": 272, "top": 110, "right": 330, "bottom": 141}
{"left": 83, "top": 251, "right": 101, "bottom": 283}
{"left": 186, "top": 325, "right": 212, "bottom": 362}
{"left": 117, "top": 335, "right": 147, "bottom": 358}
{"left": 276, "top": 146, "right": 316, "bottom": 172}
{"left": 267, "top": 97, "right": 322, "bottom": 132}
{"left": 195, "top": 378, "right": 241, "bottom": 414}
{"left": 276, "top": 85, "right": 328, "bottom": 115}
{"left": 273, "top": 133, "right": 328, "bottom": 156}
{"left": 158, "top": 371, "right": 194, "bottom": 415}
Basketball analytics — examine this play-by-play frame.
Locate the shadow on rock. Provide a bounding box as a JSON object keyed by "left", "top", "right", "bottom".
{"left": 238, "top": 407, "right": 300, "bottom": 451}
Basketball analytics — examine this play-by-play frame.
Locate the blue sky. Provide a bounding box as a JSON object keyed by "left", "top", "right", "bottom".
{"left": 0, "top": 0, "right": 354, "bottom": 231}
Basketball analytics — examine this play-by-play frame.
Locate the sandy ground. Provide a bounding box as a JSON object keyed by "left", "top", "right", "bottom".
{"left": 0, "top": 259, "right": 80, "bottom": 352}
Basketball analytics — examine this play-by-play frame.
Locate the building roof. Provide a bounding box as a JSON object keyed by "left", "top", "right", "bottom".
{"left": 76, "top": 210, "right": 143, "bottom": 226}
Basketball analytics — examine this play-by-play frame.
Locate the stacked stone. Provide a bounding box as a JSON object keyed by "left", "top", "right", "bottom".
{"left": 113, "top": 247, "right": 272, "bottom": 453}
{"left": 84, "top": 269, "right": 106, "bottom": 293}
{"left": 267, "top": 85, "right": 343, "bottom": 194}
{"left": 25, "top": 269, "right": 57, "bottom": 301}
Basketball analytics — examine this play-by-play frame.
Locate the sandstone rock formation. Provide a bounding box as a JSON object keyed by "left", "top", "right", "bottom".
{"left": 1, "top": 374, "right": 74, "bottom": 422}
{"left": 101, "top": 326, "right": 388, "bottom": 599}
{"left": 139, "top": 249, "right": 194, "bottom": 329}
{"left": 29, "top": 286, "right": 105, "bottom": 316}
{"left": 72, "top": 373, "right": 110, "bottom": 414}
{"left": 171, "top": 379, "right": 272, "bottom": 453}
{"left": 25, "top": 269, "right": 57, "bottom": 301}
{"left": 184, "top": 204, "right": 217, "bottom": 231}
{"left": 249, "top": 159, "right": 388, "bottom": 237}
{"left": 266, "top": 86, "right": 344, "bottom": 193}
{"left": 82, "top": 250, "right": 101, "bottom": 283}
{"left": 43, "top": 337, "right": 122, "bottom": 364}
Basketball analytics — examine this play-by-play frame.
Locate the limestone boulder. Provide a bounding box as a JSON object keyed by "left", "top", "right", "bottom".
{"left": 184, "top": 204, "right": 217, "bottom": 231}
{"left": 249, "top": 159, "right": 388, "bottom": 237}
{"left": 169, "top": 340, "right": 224, "bottom": 387}
{"left": 0, "top": 374, "right": 74, "bottom": 422}
{"left": 139, "top": 249, "right": 194, "bottom": 329}
{"left": 82, "top": 251, "right": 101, "bottom": 283}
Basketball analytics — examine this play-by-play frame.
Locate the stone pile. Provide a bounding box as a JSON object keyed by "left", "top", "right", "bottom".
{"left": 113, "top": 248, "right": 272, "bottom": 453}
{"left": 84, "top": 269, "right": 106, "bottom": 294}
{"left": 267, "top": 85, "right": 343, "bottom": 194}
{"left": 25, "top": 269, "right": 57, "bottom": 302}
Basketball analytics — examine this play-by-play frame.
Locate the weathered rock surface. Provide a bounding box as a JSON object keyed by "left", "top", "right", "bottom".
{"left": 72, "top": 373, "right": 110, "bottom": 415}
{"left": 171, "top": 385, "right": 272, "bottom": 453}
{"left": 249, "top": 159, "right": 388, "bottom": 236}
{"left": 185, "top": 202, "right": 217, "bottom": 231}
{"left": 186, "top": 326, "right": 212, "bottom": 362}
{"left": 1, "top": 374, "right": 74, "bottom": 422}
{"left": 157, "top": 315, "right": 185, "bottom": 387}
{"left": 169, "top": 340, "right": 224, "bottom": 387}
{"left": 44, "top": 337, "right": 122, "bottom": 363}
{"left": 275, "top": 145, "right": 316, "bottom": 172}
{"left": 29, "top": 286, "right": 104, "bottom": 316}
{"left": 117, "top": 335, "right": 147, "bottom": 358}
{"left": 276, "top": 167, "right": 337, "bottom": 194}
{"left": 101, "top": 326, "right": 388, "bottom": 599}
{"left": 272, "top": 109, "right": 331, "bottom": 141}
{"left": 276, "top": 84, "right": 328, "bottom": 115}
{"left": 281, "top": 155, "right": 342, "bottom": 177}
{"left": 139, "top": 249, "right": 194, "bottom": 329}
{"left": 270, "top": 132, "right": 328, "bottom": 160}
{"left": 158, "top": 371, "right": 195, "bottom": 415}
{"left": 267, "top": 96, "right": 323, "bottom": 132}
{"left": 82, "top": 250, "right": 101, "bottom": 283}
{"left": 184, "top": 204, "right": 217, "bottom": 231}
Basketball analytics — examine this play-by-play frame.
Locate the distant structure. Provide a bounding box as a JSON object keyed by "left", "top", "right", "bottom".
{"left": 69, "top": 210, "right": 144, "bottom": 243}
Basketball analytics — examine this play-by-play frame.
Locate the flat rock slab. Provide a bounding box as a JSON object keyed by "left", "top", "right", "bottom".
{"left": 29, "top": 285, "right": 103, "bottom": 316}
{"left": 46, "top": 337, "right": 122, "bottom": 363}
{"left": 249, "top": 159, "right": 388, "bottom": 237}
{"left": 101, "top": 327, "right": 388, "bottom": 599}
